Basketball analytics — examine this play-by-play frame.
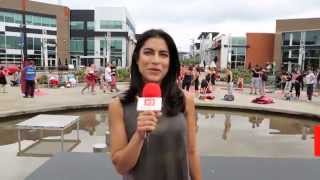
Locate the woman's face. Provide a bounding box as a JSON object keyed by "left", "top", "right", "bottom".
{"left": 137, "top": 37, "right": 170, "bottom": 83}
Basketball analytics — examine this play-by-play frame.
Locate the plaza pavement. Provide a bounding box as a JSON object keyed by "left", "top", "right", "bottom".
{"left": 0, "top": 82, "right": 319, "bottom": 120}
{"left": 0, "top": 82, "right": 319, "bottom": 180}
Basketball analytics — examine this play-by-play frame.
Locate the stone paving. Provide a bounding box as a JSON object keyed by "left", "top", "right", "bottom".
{"left": 0, "top": 82, "right": 319, "bottom": 180}
{"left": 0, "top": 82, "right": 319, "bottom": 119}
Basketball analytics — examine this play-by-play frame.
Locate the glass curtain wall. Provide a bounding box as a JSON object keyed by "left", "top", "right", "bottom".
{"left": 282, "top": 30, "right": 320, "bottom": 71}
{"left": 230, "top": 37, "right": 246, "bottom": 69}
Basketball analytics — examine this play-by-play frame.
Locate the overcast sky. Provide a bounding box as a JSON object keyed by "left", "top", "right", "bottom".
{"left": 35, "top": 0, "right": 320, "bottom": 51}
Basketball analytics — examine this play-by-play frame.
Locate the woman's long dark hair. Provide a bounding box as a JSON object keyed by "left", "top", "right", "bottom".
{"left": 120, "top": 29, "right": 185, "bottom": 116}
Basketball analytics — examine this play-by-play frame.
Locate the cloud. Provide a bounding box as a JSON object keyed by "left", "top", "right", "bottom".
{"left": 33, "top": 0, "right": 320, "bottom": 51}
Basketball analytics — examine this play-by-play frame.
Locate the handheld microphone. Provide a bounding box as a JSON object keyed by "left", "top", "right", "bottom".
{"left": 137, "top": 83, "right": 162, "bottom": 139}
{"left": 137, "top": 83, "right": 162, "bottom": 111}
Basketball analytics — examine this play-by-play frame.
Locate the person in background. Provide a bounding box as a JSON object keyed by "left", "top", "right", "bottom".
{"left": 260, "top": 68, "right": 268, "bottom": 95}
{"left": 250, "top": 65, "right": 260, "bottom": 95}
{"left": 182, "top": 65, "right": 193, "bottom": 91}
{"left": 110, "top": 64, "right": 120, "bottom": 92}
{"left": 225, "top": 66, "right": 233, "bottom": 95}
{"left": 293, "top": 70, "right": 303, "bottom": 99}
{"left": 0, "top": 66, "right": 7, "bottom": 93}
{"left": 104, "top": 63, "right": 112, "bottom": 93}
{"left": 108, "top": 29, "right": 201, "bottom": 180}
{"left": 81, "top": 64, "right": 97, "bottom": 95}
{"left": 211, "top": 67, "right": 216, "bottom": 87}
{"left": 23, "top": 61, "right": 36, "bottom": 98}
{"left": 237, "top": 75, "right": 244, "bottom": 90}
{"left": 193, "top": 65, "right": 200, "bottom": 93}
{"left": 305, "top": 69, "right": 316, "bottom": 101}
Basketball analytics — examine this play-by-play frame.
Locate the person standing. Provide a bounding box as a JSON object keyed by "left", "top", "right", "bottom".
{"left": 81, "top": 64, "right": 97, "bottom": 95}
{"left": 0, "top": 66, "right": 7, "bottom": 93}
{"left": 225, "top": 66, "right": 233, "bottom": 95}
{"left": 23, "top": 61, "right": 36, "bottom": 98}
{"left": 305, "top": 69, "right": 316, "bottom": 101}
{"left": 108, "top": 29, "right": 201, "bottom": 180}
{"left": 182, "top": 66, "right": 193, "bottom": 91}
{"left": 260, "top": 68, "right": 268, "bottom": 95}
{"left": 104, "top": 63, "right": 112, "bottom": 93}
{"left": 193, "top": 66, "right": 200, "bottom": 93}
{"left": 110, "top": 64, "right": 120, "bottom": 92}
{"left": 250, "top": 65, "right": 260, "bottom": 95}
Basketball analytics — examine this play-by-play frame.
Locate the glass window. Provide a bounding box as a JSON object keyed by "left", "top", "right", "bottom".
{"left": 87, "top": 37, "right": 94, "bottom": 55}
{"left": 0, "top": 12, "right": 4, "bottom": 22}
{"left": 282, "top": 33, "right": 290, "bottom": 46}
{"left": 87, "top": 21, "right": 95, "bottom": 30}
{"left": 305, "top": 49, "right": 320, "bottom": 58}
{"left": 290, "top": 49, "right": 300, "bottom": 58}
{"left": 70, "top": 37, "right": 84, "bottom": 53}
{"left": 33, "top": 16, "right": 42, "bottom": 26}
{"left": 111, "top": 40, "right": 122, "bottom": 50}
{"left": 4, "top": 12, "right": 14, "bottom": 23}
{"left": 100, "top": 40, "right": 107, "bottom": 49}
{"left": 100, "top": 20, "right": 122, "bottom": 29}
{"left": 41, "top": 17, "right": 50, "bottom": 27}
{"left": 49, "top": 18, "right": 56, "bottom": 27}
{"left": 34, "top": 38, "right": 41, "bottom": 50}
{"left": 26, "top": 15, "right": 33, "bottom": 25}
{"left": 71, "top": 21, "right": 84, "bottom": 30}
{"left": 305, "top": 31, "right": 320, "bottom": 45}
{"left": 27, "top": 37, "right": 33, "bottom": 49}
{"left": 14, "top": 13, "right": 22, "bottom": 24}
{"left": 0, "top": 34, "right": 5, "bottom": 49}
{"left": 6, "top": 36, "right": 20, "bottom": 49}
{"left": 291, "top": 32, "right": 301, "bottom": 46}
{"left": 231, "top": 37, "right": 246, "bottom": 45}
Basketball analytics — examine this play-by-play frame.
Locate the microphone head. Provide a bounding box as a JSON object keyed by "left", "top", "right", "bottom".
{"left": 142, "top": 83, "right": 161, "bottom": 97}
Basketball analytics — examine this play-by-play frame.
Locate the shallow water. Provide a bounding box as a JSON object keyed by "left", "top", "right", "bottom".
{"left": 0, "top": 109, "right": 318, "bottom": 158}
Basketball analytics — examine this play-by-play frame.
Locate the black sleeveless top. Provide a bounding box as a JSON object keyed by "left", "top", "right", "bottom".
{"left": 122, "top": 102, "right": 190, "bottom": 180}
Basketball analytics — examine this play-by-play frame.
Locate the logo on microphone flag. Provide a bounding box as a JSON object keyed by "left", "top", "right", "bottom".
{"left": 315, "top": 125, "right": 320, "bottom": 157}
{"left": 137, "top": 97, "right": 162, "bottom": 111}
{"left": 144, "top": 98, "right": 155, "bottom": 106}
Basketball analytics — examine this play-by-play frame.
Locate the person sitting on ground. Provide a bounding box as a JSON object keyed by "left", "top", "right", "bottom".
{"left": 237, "top": 75, "right": 244, "bottom": 90}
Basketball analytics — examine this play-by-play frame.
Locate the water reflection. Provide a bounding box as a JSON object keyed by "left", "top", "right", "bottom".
{"left": 0, "top": 109, "right": 319, "bottom": 158}
{"left": 0, "top": 110, "right": 107, "bottom": 146}
{"left": 222, "top": 114, "right": 231, "bottom": 140}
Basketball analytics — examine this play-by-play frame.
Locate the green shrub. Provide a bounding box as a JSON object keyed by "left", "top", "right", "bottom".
{"left": 75, "top": 68, "right": 86, "bottom": 83}
{"left": 37, "top": 74, "right": 48, "bottom": 84}
{"left": 231, "top": 68, "right": 252, "bottom": 84}
{"left": 117, "top": 68, "right": 130, "bottom": 82}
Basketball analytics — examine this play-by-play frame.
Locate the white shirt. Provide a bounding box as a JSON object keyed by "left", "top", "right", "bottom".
{"left": 305, "top": 73, "right": 316, "bottom": 85}
{"left": 105, "top": 67, "right": 112, "bottom": 82}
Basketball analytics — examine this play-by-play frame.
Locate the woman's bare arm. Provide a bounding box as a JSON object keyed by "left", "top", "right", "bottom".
{"left": 108, "top": 98, "right": 144, "bottom": 175}
{"left": 185, "top": 93, "right": 202, "bottom": 180}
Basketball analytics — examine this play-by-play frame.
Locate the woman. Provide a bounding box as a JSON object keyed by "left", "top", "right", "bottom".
{"left": 193, "top": 66, "right": 200, "bottom": 93}
{"left": 182, "top": 66, "right": 193, "bottom": 91}
{"left": 108, "top": 29, "right": 202, "bottom": 180}
{"left": 0, "top": 66, "right": 7, "bottom": 93}
{"left": 81, "top": 64, "right": 97, "bottom": 95}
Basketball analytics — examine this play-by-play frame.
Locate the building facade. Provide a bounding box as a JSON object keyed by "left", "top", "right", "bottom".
{"left": 274, "top": 18, "right": 320, "bottom": 71}
{"left": 70, "top": 7, "right": 136, "bottom": 68}
{"left": 246, "top": 33, "right": 274, "bottom": 68}
{"left": 211, "top": 33, "right": 246, "bottom": 70}
{"left": 0, "top": 0, "right": 69, "bottom": 68}
{"left": 197, "top": 32, "right": 218, "bottom": 68}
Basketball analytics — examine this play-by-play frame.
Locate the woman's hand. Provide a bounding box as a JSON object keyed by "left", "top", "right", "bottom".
{"left": 136, "top": 111, "right": 160, "bottom": 139}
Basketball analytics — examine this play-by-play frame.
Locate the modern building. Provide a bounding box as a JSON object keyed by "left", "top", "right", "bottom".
{"left": 197, "top": 32, "right": 218, "bottom": 68}
{"left": 246, "top": 33, "right": 274, "bottom": 68}
{"left": 274, "top": 18, "right": 320, "bottom": 71}
{"left": 211, "top": 33, "right": 247, "bottom": 70}
{"left": 0, "top": 0, "right": 70, "bottom": 68}
{"left": 70, "top": 7, "right": 136, "bottom": 68}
